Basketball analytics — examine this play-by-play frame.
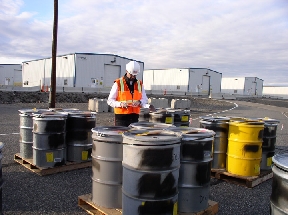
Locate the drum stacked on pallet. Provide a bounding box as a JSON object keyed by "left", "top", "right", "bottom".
{"left": 64, "top": 111, "right": 96, "bottom": 162}
{"left": 122, "top": 129, "right": 181, "bottom": 214}
{"left": 167, "top": 109, "right": 190, "bottom": 127}
{"left": 226, "top": 118, "right": 264, "bottom": 176}
{"left": 199, "top": 117, "right": 230, "bottom": 169}
{"left": 149, "top": 108, "right": 174, "bottom": 125}
{"left": 32, "top": 112, "right": 67, "bottom": 168}
{"left": 18, "top": 109, "right": 51, "bottom": 159}
{"left": 90, "top": 126, "right": 130, "bottom": 209}
{"left": 139, "top": 108, "right": 150, "bottom": 122}
{"left": 18, "top": 108, "right": 96, "bottom": 169}
{"left": 258, "top": 118, "right": 279, "bottom": 171}
{"left": 165, "top": 127, "right": 215, "bottom": 213}
{"left": 270, "top": 153, "right": 288, "bottom": 215}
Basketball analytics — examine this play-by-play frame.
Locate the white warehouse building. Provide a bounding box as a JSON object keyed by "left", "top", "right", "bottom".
{"left": 221, "top": 77, "right": 264, "bottom": 96}
{"left": 0, "top": 64, "right": 22, "bottom": 86}
{"left": 22, "top": 53, "right": 144, "bottom": 93}
{"left": 143, "top": 68, "right": 222, "bottom": 96}
{"left": 263, "top": 86, "right": 288, "bottom": 99}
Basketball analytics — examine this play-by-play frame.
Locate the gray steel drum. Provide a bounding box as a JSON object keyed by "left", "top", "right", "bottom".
{"left": 261, "top": 151, "right": 275, "bottom": 171}
{"left": 165, "top": 127, "right": 215, "bottom": 161}
{"left": 164, "top": 127, "right": 214, "bottom": 212}
{"left": 65, "top": 111, "right": 96, "bottom": 162}
{"left": 19, "top": 142, "right": 33, "bottom": 159}
{"left": 122, "top": 129, "right": 181, "bottom": 214}
{"left": 18, "top": 108, "right": 51, "bottom": 159}
{"left": 178, "top": 159, "right": 212, "bottom": 187}
{"left": 178, "top": 183, "right": 210, "bottom": 213}
{"left": 129, "top": 121, "right": 176, "bottom": 130}
{"left": 139, "top": 108, "right": 150, "bottom": 122}
{"left": 270, "top": 153, "right": 288, "bottom": 215}
{"left": 149, "top": 109, "right": 174, "bottom": 125}
{"left": 32, "top": 113, "right": 66, "bottom": 168}
{"left": 258, "top": 118, "right": 279, "bottom": 170}
{"left": 0, "top": 142, "right": 3, "bottom": 214}
{"left": 91, "top": 126, "right": 130, "bottom": 209}
{"left": 199, "top": 116, "right": 230, "bottom": 169}
{"left": 67, "top": 144, "right": 92, "bottom": 162}
{"left": 167, "top": 108, "right": 190, "bottom": 127}
{"left": 122, "top": 192, "right": 178, "bottom": 215}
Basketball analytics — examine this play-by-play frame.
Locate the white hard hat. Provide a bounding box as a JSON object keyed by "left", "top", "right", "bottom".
{"left": 126, "top": 61, "right": 140, "bottom": 76}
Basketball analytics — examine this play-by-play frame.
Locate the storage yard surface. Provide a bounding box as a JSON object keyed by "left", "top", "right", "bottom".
{"left": 1, "top": 94, "right": 288, "bottom": 215}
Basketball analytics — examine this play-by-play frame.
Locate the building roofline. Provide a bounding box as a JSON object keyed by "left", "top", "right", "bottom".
{"left": 0, "top": 64, "right": 22, "bottom": 66}
{"left": 145, "top": 67, "right": 222, "bottom": 74}
{"left": 22, "top": 52, "right": 144, "bottom": 64}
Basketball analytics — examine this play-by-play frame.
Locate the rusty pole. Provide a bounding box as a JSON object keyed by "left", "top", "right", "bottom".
{"left": 49, "top": 0, "right": 58, "bottom": 108}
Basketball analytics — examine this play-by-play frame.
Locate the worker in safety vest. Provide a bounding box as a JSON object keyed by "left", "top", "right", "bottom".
{"left": 107, "top": 61, "right": 155, "bottom": 126}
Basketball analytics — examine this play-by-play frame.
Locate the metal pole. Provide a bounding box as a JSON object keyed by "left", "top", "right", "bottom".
{"left": 49, "top": 0, "right": 58, "bottom": 108}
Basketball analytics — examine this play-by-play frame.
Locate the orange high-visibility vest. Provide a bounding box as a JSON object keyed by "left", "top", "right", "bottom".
{"left": 114, "top": 77, "right": 142, "bottom": 114}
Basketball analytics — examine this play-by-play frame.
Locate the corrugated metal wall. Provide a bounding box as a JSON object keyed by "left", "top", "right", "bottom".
{"left": 0, "top": 64, "right": 22, "bottom": 86}
{"left": 188, "top": 68, "right": 222, "bottom": 95}
{"left": 74, "top": 54, "right": 144, "bottom": 90}
{"left": 256, "top": 78, "right": 263, "bottom": 96}
{"left": 143, "top": 68, "right": 221, "bottom": 95}
{"left": 22, "top": 53, "right": 144, "bottom": 91}
{"left": 244, "top": 77, "right": 257, "bottom": 95}
{"left": 154, "top": 68, "right": 189, "bottom": 92}
{"left": 143, "top": 69, "right": 154, "bottom": 90}
{"left": 23, "top": 60, "right": 45, "bottom": 87}
{"left": 221, "top": 77, "right": 263, "bottom": 96}
{"left": 221, "top": 77, "right": 245, "bottom": 94}
{"left": 263, "top": 86, "right": 288, "bottom": 99}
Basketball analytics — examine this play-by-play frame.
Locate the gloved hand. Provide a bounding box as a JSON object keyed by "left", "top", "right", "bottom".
{"left": 132, "top": 100, "right": 141, "bottom": 107}
{"left": 120, "top": 102, "right": 128, "bottom": 108}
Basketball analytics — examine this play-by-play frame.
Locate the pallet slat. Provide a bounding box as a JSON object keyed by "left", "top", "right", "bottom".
{"left": 78, "top": 194, "right": 121, "bottom": 215}
{"left": 14, "top": 153, "right": 91, "bottom": 176}
{"left": 78, "top": 194, "right": 218, "bottom": 215}
{"left": 211, "top": 168, "right": 273, "bottom": 188}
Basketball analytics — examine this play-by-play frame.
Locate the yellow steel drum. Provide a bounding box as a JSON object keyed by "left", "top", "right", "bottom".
{"left": 226, "top": 119, "right": 264, "bottom": 176}
{"left": 228, "top": 120, "right": 264, "bottom": 142}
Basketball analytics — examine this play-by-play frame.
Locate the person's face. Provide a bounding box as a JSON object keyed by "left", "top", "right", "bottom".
{"left": 126, "top": 71, "right": 136, "bottom": 80}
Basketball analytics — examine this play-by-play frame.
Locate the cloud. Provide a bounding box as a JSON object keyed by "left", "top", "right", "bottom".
{"left": 0, "top": 0, "right": 287, "bottom": 85}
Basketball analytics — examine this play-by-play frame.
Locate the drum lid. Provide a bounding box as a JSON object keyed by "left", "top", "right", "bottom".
{"left": 272, "top": 153, "right": 288, "bottom": 171}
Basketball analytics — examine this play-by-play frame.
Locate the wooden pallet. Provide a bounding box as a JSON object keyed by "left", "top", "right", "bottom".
{"left": 212, "top": 168, "right": 273, "bottom": 188}
{"left": 78, "top": 194, "right": 219, "bottom": 215}
{"left": 14, "top": 153, "right": 92, "bottom": 176}
{"left": 211, "top": 168, "right": 225, "bottom": 178}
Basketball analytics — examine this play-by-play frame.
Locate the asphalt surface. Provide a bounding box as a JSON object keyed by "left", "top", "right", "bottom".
{"left": 1, "top": 99, "right": 288, "bottom": 215}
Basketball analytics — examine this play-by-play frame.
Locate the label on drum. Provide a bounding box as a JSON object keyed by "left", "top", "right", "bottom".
{"left": 173, "top": 202, "right": 178, "bottom": 215}
{"left": 54, "top": 158, "right": 62, "bottom": 162}
{"left": 82, "top": 151, "right": 88, "bottom": 160}
{"left": 165, "top": 117, "right": 173, "bottom": 124}
{"left": 254, "top": 164, "right": 260, "bottom": 174}
{"left": 181, "top": 115, "right": 189, "bottom": 122}
{"left": 46, "top": 152, "right": 54, "bottom": 162}
{"left": 267, "top": 157, "right": 272, "bottom": 166}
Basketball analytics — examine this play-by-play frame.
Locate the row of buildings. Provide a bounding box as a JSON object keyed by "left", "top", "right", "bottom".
{"left": 0, "top": 53, "right": 286, "bottom": 98}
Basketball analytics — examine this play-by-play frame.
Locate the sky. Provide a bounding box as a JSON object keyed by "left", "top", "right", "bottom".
{"left": 0, "top": 0, "right": 287, "bottom": 86}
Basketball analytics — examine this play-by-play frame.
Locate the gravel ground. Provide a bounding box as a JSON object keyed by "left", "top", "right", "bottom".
{"left": 0, "top": 92, "right": 288, "bottom": 215}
